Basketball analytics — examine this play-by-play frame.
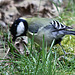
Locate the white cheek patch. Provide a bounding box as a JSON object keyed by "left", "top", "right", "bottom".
{"left": 16, "top": 22, "right": 25, "bottom": 36}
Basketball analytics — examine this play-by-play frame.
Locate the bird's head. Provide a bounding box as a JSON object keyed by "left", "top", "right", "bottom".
{"left": 10, "top": 18, "right": 28, "bottom": 41}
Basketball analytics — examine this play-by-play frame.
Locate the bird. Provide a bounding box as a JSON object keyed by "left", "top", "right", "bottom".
{"left": 10, "top": 17, "right": 75, "bottom": 54}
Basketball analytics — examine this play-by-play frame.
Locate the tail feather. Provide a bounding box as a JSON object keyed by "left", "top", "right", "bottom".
{"left": 64, "top": 30, "right": 75, "bottom": 35}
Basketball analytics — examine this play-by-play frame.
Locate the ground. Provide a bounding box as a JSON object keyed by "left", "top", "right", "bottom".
{"left": 0, "top": 0, "right": 75, "bottom": 75}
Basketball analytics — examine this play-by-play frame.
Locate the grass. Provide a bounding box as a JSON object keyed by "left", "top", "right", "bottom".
{"left": 0, "top": 0, "right": 75, "bottom": 75}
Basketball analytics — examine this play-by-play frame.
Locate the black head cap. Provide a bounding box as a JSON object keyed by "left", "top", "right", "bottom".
{"left": 10, "top": 18, "right": 28, "bottom": 41}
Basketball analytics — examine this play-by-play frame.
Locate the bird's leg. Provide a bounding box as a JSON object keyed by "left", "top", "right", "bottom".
{"left": 59, "top": 42, "right": 68, "bottom": 55}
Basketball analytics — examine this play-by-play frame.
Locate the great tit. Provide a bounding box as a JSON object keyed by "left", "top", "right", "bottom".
{"left": 10, "top": 17, "right": 75, "bottom": 54}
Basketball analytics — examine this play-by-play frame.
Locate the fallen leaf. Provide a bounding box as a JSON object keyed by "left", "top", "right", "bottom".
{"left": 0, "top": 20, "right": 7, "bottom": 28}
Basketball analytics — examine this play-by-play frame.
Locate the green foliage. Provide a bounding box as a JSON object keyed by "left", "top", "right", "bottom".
{"left": 0, "top": 0, "right": 75, "bottom": 75}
